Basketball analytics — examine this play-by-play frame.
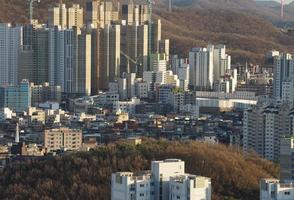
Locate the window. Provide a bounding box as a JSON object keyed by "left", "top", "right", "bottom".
{"left": 140, "top": 193, "right": 144, "bottom": 197}
{"left": 285, "top": 191, "right": 290, "bottom": 195}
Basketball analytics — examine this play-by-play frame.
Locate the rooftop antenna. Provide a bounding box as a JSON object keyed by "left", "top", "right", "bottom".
{"left": 28, "top": 0, "right": 40, "bottom": 22}
{"left": 281, "top": 0, "right": 284, "bottom": 19}
{"left": 168, "top": 0, "right": 172, "bottom": 12}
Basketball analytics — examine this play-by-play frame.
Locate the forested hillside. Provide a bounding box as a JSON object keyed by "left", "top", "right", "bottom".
{"left": 0, "top": 139, "right": 278, "bottom": 200}
{"left": 1, "top": 0, "right": 294, "bottom": 63}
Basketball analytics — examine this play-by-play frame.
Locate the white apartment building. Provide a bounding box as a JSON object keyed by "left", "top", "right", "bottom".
{"left": 0, "top": 108, "right": 15, "bottom": 121}
{"left": 273, "top": 53, "right": 294, "bottom": 104}
{"left": 111, "top": 159, "right": 211, "bottom": 200}
{"left": 113, "top": 98, "right": 140, "bottom": 114}
{"left": 243, "top": 105, "right": 291, "bottom": 162}
{"left": 189, "top": 47, "right": 214, "bottom": 91}
{"left": 143, "top": 71, "right": 165, "bottom": 91}
{"left": 93, "top": 92, "right": 119, "bottom": 107}
{"left": 111, "top": 172, "right": 154, "bottom": 200}
{"left": 212, "top": 45, "right": 231, "bottom": 81}
{"left": 169, "top": 175, "right": 211, "bottom": 200}
{"left": 260, "top": 179, "right": 294, "bottom": 200}
{"left": 118, "top": 77, "right": 128, "bottom": 100}
{"left": 260, "top": 137, "right": 294, "bottom": 199}
{"left": 177, "top": 64, "right": 190, "bottom": 91}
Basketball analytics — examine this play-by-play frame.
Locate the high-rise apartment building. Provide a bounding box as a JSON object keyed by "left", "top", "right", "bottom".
{"left": 20, "top": 23, "right": 50, "bottom": 85}
{"left": 49, "top": 3, "right": 83, "bottom": 29}
{"left": 243, "top": 104, "right": 291, "bottom": 162}
{"left": 260, "top": 137, "right": 294, "bottom": 199}
{"left": 189, "top": 47, "right": 214, "bottom": 91}
{"left": 273, "top": 53, "right": 294, "bottom": 104}
{"left": 280, "top": 137, "right": 294, "bottom": 181}
{"left": 44, "top": 127, "right": 82, "bottom": 152}
{"left": 101, "top": 24, "right": 121, "bottom": 90}
{"left": 48, "top": 26, "right": 65, "bottom": 91}
{"left": 122, "top": 4, "right": 135, "bottom": 25}
{"left": 152, "top": 19, "right": 162, "bottom": 54}
{"left": 87, "top": 27, "right": 101, "bottom": 94}
{"left": 68, "top": 4, "right": 84, "bottom": 28}
{"left": 78, "top": 30, "right": 92, "bottom": 95}
{"left": 63, "top": 28, "right": 79, "bottom": 94}
{"left": 48, "top": 27, "right": 92, "bottom": 95}
{"left": 0, "top": 23, "right": 22, "bottom": 86}
{"left": 104, "top": 2, "right": 116, "bottom": 26}
{"left": 111, "top": 159, "right": 211, "bottom": 200}
{"left": 121, "top": 24, "right": 149, "bottom": 76}
{"left": 34, "top": 28, "right": 49, "bottom": 84}
{"left": 48, "top": 3, "right": 67, "bottom": 28}
{"left": 159, "top": 39, "right": 170, "bottom": 61}
{"left": 212, "top": 44, "right": 231, "bottom": 81}
{"left": 121, "top": 3, "right": 149, "bottom": 26}
{"left": 19, "top": 24, "right": 34, "bottom": 84}
{"left": 86, "top": 0, "right": 119, "bottom": 28}
{"left": 86, "top": 0, "right": 101, "bottom": 27}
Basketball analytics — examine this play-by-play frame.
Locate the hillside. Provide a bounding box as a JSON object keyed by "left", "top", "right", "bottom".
{"left": 158, "top": 8, "right": 294, "bottom": 64}
{"left": 171, "top": 0, "right": 294, "bottom": 23}
{"left": 1, "top": 0, "right": 294, "bottom": 64}
{"left": 0, "top": 139, "right": 278, "bottom": 200}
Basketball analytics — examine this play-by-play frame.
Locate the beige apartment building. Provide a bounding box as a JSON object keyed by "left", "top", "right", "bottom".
{"left": 44, "top": 127, "right": 82, "bottom": 152}
{"left": 48, "top": 3, "right": 83, "bottom": 29}
{"left": 68, "top": 4, "right": 84, "bottom": 28}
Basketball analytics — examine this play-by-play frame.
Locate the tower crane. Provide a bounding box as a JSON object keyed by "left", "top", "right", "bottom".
{"left": 120, "top": 50, "right": 142, "bottom": 75}
{"left": 28, "top": 0, "right": 40, "bottom": 22}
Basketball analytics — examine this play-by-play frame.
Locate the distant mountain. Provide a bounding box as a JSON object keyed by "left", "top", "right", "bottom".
{"left": 1, "top": 0, "right": 294, "bottom": 64}
{"left": 157, "top": 8, "right": 294, "bottom": 64}
{"left": 167, "top": 0, "right": 294, "bottom": 23}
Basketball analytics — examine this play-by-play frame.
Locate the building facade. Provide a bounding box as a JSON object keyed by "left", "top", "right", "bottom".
{"left": 0, "top": 23, "right": 22, "bottom": 85}
{"left": 0, "top": 80, "right": 31, "bottom": 113}
{"left": 44, "top": 127, "right": 82, "bottom": 152}
{"left": 111, "top": 159, "right": 211, "bottom": 200}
